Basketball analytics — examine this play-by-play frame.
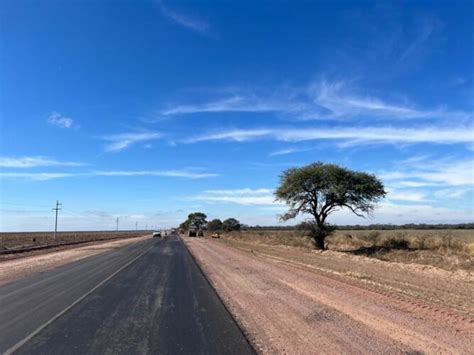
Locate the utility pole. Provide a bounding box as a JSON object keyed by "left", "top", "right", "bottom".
{"left": 116, "top": 217, "right": 119, "bottom": 231}
{"left": 135, "top": 221, "right": 138, "bottom": 231}
{"left": 146, "top": 224, "right": 148, "bottom": 231}
{"left": 52, "top": 200, "right": 62, "bottom": 241}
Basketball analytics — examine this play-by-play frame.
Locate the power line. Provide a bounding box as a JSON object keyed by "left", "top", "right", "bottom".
{"left": 52, "top": 200, "right": 62, "bottom": 240}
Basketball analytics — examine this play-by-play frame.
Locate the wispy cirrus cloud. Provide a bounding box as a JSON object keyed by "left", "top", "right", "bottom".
{"left": 156, "top": 79, "right": 472, "bottom": 122}
{"left": 157, "top": 0, "right": 211, "bottom": 36}
{"left": 192, "top": 188, "right": 279, "bottom": 205}
{"left": 0, "top": 172, "right": 78, "bottom": 181}
{"left": 94, "top": 170, "right": 218, "bottom": 179}
{"left": 47, "top": 112, "right": 75, "bottom": 128}
{"left": 0, "top": 156, "right": 83, "bottom": 168}
{"left": 269, "top": 147, "right": 312, "bottom": 157}
{"left": 100, "top": 131, "right": 163, "bottom": 152}
{"left": 184, "top": 126, "right": 474, "bottom": 146}
{"left": 399, "top": 14, "right": 442, "bottom": 62}
{"left": 385, "top": 188, "right": 427, "bottom": 202}
{"left": 0, "top": 169, "right": 218, "bottom": 181}
{"left": 309, "top": 80, "right": 446, "bottom": 120}
{"left": 160, "top": 95, "right": 302, "bottom": 117}
{"left": 381, "top": 157, "right": 474, "bottom": 187}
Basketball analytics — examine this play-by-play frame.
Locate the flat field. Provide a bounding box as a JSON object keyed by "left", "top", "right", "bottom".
{"left": 221, "top": 229, "right": 474, "bottom": 271}
{"left": 0, "top": 231, "right": 149, "bottom": 250}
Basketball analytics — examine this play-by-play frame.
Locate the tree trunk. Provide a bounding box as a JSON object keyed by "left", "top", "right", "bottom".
{"left": 313, "top": 234, "right": 326, "bottom": 250}
{"left": 312, "top": 220, "right": 329, "bottom": 250}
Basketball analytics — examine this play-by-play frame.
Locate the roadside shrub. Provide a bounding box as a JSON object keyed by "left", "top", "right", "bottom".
{"left": 437, "top": 235, "right": 468, "bottom": 253}
{"left": 380, "top": 237, "right": 410, "bottom": 250}
{"left": 375, "top": 233, "right": 410, "bottom": 250}
{"left": 362, "top": 231, "right": 380, "bottom": 246}
{"left": 412, "top": 236, "right": 428, "bottom": 250}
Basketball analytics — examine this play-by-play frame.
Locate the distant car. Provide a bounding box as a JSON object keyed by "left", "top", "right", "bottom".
{"left": 153, "top": 231, "right": 161, "bottom": 238}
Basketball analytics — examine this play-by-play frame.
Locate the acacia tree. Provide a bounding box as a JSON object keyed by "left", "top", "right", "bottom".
{"left": 207, "top": 219, "right": 223, "bottom": 231}
{"left": 222, "top": 218, "right": 241, "bottom": 232}
{"left": 275, "top": 162, "right": 386, "bottom": 250}
{"left": 186, "top": 212, "right": 208, "bottom": 229}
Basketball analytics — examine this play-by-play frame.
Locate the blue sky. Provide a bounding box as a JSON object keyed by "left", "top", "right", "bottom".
{"left": 1, "top": 0, "right": 473, "bottom": 231}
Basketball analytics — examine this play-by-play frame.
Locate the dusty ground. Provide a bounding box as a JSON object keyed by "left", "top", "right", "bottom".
{"left": 0, "top": 231, "right": 148, "bottom": 249}
{"left": 185, "top": 237, "right": 474, "bottom": 354}
{"left": 0, "top": 235, "right": 151, "bottom": 286}
{"left": 224, "top": 229, "right": 474, "bottom": 272}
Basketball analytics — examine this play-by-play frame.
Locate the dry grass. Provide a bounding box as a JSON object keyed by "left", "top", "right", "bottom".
{"left": 223, "top": 230, "right": 315, "bottom": 249}
{"left": 329, "top": 229, "right": 474, "bottom": 253}
{"left": 0, "top": 231, "right": 148, "bottom": 250}
{"left": 221, "top": 229, "right": 474, "bottom": 271}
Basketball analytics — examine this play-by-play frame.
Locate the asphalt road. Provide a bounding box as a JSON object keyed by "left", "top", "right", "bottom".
{"left": 0, "top": 236, "right": 254, "bottom": 354}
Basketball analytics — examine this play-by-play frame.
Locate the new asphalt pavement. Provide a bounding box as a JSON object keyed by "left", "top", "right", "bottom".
{"left": 0, "top": 235, "right": 254, "bottom": 354}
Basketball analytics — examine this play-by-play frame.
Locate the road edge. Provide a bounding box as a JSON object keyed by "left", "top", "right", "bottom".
{"left": 180, "top": 236, "right": 258, "bottom": 355}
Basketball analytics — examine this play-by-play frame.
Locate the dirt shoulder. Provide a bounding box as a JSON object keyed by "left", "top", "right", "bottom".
{"left": 185, "top": 237, "right": 473, "bottom": 354}
{"left": 0, "top": 235, "right": 151, "bottom": 286}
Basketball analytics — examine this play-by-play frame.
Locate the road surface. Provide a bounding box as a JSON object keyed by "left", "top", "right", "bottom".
{"left": 185, "top": 237, "right": 474, "bottom": 354}
{"left": 0, "top": 236, "right": 254, "bottom": 354}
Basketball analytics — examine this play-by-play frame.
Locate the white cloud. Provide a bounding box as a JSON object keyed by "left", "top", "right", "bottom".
{"left": 158, "top": 1, "right": 210, "bottom": 36}
{"left": 0, "top": 156, "right": 83, "bottom": 168}
{"left": 381, "top": 158, "right": 474, "bottom": 187}
{"left": 309, "top": 80, "right": 471, "bottom": 121}
{"left": 47, "top": 112, "right": 75, "bottom": 128}
{"left": 185, "top": 126, "right": 474, "bottom": 146}
{"left": 269, "top": 147, "right": 312, "bottom": 157}
{"left": 327, "top": 202, "right": 474, "bottom": 225}
{"left": 386, "top": 188, "right": 427, "bottom": 202}
{"left": 192, "top": 188, "right": 280, "bottom": 205}
{"left": 157, "top": 79, "right": 471, "bottom": 122}
{"left": 0, "top": 172, "right": 78, "bottom": 181}
{"left": 100, "top": 132, "right": 163, "bottom": 152}
{"left": 160, "top": 95, "right": 301, "bottom": 117}
{"left": 0, "top": 169, "right": 218, "bottom": 181}
{"left": 399, "top": 15, "right": 442, "bottom": 61}
{"left": 94, "top": 170, "right": 218, "bottom": 179}
{"left": 434, "top": 188, "right": 472, "bottom": 199}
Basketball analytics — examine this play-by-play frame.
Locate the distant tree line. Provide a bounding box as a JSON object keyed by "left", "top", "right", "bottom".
{"left": 179, "top": 213, "right": 242, "bottom": 232}
{"left": 245, "top": 223, "right": 474, "bottom": 231}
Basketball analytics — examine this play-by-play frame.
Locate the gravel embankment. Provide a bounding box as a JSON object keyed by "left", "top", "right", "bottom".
{"left": 185, "top": 237, "right": 474, "bottom": 354}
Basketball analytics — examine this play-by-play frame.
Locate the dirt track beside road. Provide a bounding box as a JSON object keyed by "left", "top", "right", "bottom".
{"left": 185, "top": 237, "right": 474, "bottom": 354}
{"left": 0, "top": 235, "right": 151, "bottom": 286}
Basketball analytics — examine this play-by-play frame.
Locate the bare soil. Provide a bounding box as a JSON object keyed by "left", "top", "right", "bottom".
{"left": 0, "top": 231, "right": 149, "bottom": 250}
{"left": 0, "top": 235, "right": 151, "bottom": 286}
{"left": 185, "top": 237, "right": 474, "bottom": 354}
{"left": 224, "top": 229, "right": 474, "bottom": 272}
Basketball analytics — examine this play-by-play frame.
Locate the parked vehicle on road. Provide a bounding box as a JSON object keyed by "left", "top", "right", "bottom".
{"left": 153, "top": 231, "right": 162, "bottom": 238}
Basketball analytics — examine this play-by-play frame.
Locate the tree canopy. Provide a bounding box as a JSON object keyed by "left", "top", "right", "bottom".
{"left": 275, "top": 162, "right": 386, "bottom": 249}
{"left": 207, "top": 219, "right": 223, "bottom": 231}
{"left": 181, "top": 212, "right": 208, "bottom": 230}
{"left": 222, "top": 218, "right": 241, "bottom": 232}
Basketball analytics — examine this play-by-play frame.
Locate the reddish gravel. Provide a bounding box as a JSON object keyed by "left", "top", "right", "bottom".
{"left": 185, "top": 237, "right": 474, "bottom": 354}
